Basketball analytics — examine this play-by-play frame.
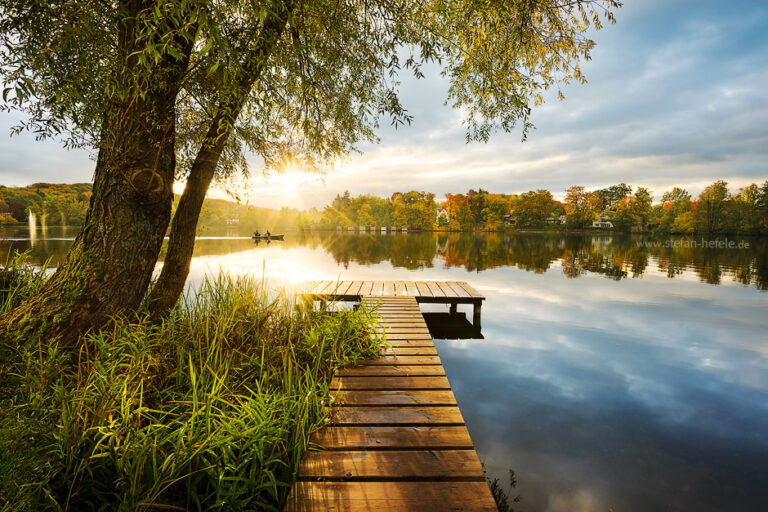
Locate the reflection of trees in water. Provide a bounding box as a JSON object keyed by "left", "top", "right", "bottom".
{"left": 653, "top": 238, "right": 768, "bottom": 289}
{"left": 560, "top": 236, "right": 648, "bottom": 280}
{"left": 3, "top": 227, "right": 767, "bottom": 290}
{"left": 308, "top": 232, "right": 436, "bottom": 270}
{"left": 441, "top": 233, "right": 560, "bottom": 273}
{"left": 0, "top": 239, "right": 72, "bottom": 267}
{"left": 315, "top": 232, "right": 767, "bottom": 289}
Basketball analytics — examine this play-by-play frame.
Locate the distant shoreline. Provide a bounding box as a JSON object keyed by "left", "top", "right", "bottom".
{"left": 4, "top": 223, "right": 767, "bottom": 238}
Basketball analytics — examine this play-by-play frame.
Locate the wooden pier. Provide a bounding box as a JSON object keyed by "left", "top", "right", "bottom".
{"left": 285, "top": 282, "right": 494, "bottom": 511}
{"left": 303, "top": 280, "right": 485, "bottom": 327}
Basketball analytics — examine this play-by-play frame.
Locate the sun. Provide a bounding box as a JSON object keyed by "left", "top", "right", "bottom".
{"left": 267, "top": 162, "right": 322, "bottom": 195}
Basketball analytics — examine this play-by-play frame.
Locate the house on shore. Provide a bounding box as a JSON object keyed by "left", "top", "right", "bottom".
{"left": 592, "top": 215, "right": 614, "bottom": 228}
{"left": 503, "top": 214, "right": 517, "bottom": 225}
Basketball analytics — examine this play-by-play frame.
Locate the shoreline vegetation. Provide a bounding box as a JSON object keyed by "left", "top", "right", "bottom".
{"left": 0, "top": 255, "right": 382, "bottom": 511}
{"left": 3, "top": 180, "right": 767, "bottom": 237}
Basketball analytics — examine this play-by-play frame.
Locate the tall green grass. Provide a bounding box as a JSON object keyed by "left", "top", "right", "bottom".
{"left": 1, "top": 266, "right": 381, "bottom": 511}
{"left": 0, "top": 252, "right": 49, "bottom": 314}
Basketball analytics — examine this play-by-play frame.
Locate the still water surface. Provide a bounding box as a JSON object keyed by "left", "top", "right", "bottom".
{"left": 3, "top": 226, "right": 768, "bottom": 511}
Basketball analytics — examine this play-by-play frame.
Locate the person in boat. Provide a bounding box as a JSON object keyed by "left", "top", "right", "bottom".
{"left": 253, "top": 230, "right": 261, "bottom": 238}
{"left": 265, "top": 230, "right": 271, "bottom": 237}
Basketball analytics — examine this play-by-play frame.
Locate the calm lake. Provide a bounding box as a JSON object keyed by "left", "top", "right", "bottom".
{"left": 3, "top": 226, "right": 768, "bottom": 511}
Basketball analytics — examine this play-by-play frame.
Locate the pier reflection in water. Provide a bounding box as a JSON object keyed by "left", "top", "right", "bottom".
{"left": 423, "top": 312, "right": 483, "bottom": 339}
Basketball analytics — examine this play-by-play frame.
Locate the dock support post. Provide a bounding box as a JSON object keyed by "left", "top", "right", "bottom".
{"left": 473, "top": 301, "right": 482, "bottom": 329}
{"left": 449, "top": 303, "right": 457, "bottom": 315}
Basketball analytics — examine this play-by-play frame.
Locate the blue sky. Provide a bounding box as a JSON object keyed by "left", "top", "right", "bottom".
{"left": 1, "top": 0, "right": 767, "bottom": 209}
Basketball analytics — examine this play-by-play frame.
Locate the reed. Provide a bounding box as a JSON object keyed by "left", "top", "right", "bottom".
{"left": 1, "top": 269, "right": 381, "bottom": 511}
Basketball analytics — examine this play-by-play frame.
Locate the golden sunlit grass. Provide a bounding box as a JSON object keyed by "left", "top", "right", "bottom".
{"left": 0, "top": 262, "right": 382, "bottom": 511}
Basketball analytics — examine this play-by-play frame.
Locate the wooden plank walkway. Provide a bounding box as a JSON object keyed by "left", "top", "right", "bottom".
{"left": 305, "top": 280, "right": 484, "bottom": 303}
{"left": 284, "top": 294, "right": 496, "bottom": 511}
{"left": 304, "top": 280, "right": 485, "bottom": 327}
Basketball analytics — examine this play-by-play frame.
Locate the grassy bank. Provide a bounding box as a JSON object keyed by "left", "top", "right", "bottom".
{"left": 0, "top": 258, "right": 381, "bottom": 511}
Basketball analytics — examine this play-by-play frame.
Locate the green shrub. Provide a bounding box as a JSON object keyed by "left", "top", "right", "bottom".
{"left": 1, "top": 273, "right": 380, "bottom": 511}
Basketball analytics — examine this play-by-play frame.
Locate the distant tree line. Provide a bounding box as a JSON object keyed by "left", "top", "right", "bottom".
{"left": 4, "top": 180, "right": 767, "bottom": 235}
{"left": 318, "top": 190, "right": 436, "bottom": 230}
{"left": 193, "top": 197, "right": 312, "bottom": 232}
{"left": 0, "top": 183, "right": 313, "bottom": 231}
{"left": 315, "top": 180, "right": 768, "bottom": 235}
{"left": 563, "top": 180, "right": 768, "bottom": 235}
{"left": 0, "top": 183, "right": 91, "bottom": 225}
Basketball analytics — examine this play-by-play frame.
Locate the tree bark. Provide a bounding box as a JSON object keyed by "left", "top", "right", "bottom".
{"left": 146, "top": 119, "right": 226, "bottom": 318}
{"left": 147, "top": 1, "right": 295, "bottom": 319}
{"left": 0, "top": 2, "right": 195, "bottom": 347}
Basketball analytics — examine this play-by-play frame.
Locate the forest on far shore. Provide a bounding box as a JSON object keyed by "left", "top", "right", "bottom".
{"left": 2, "top": 179, "right": 767, "bottom": 235}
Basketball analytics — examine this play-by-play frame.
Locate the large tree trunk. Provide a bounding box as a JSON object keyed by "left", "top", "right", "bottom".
{"left": 147, "top": 123, "right": 224, "bottom": 318}
{"left": 147, "top": 2, "right": 294, "bottom": 319}
{"left": 0, "top": 3, "right": 194, "bottom": 347}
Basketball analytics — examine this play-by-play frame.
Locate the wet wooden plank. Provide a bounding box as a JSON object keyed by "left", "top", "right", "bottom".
{"left": 303, "top": 280, "right": 485, "bottom": 301}
{"left": 311, "top": 426, "right": 473, "bottom": 450}
{"left": 373, "top": 314, "right": 424, "bottom": 319}
{"left": 365, "top": 299, "right": 419, "bottom": 304}
{"left": 380, "top": 346, "right": 438, "bottom": 356}
{"left": 366, "top": 295, "right": 419, "bottom": 301}
{"left": 374, "top": 302, "right": 421, "bottom": 306}
{"left": 456, "top": 281, "right": 483, "bottom": 298}
{"left": 335, "top": 281, "right": 353, "bottom": 296}
{"left": 348, "top": 281, "right": 365, "bottom": 296}
{"left": 376, "top": 329, "right": 432, "bottom": 335}
{"left": 297, "top": 450, "right": 484, "bottom": 480}
{"left": 377, "top": 323, "right": 426, "bottom": 329}
{"left": 334, "top": 389, "right": 457, "bottom": 406}
{"left": 374, "top": 322, "right": 428, "bottom": 328}
{"left": 383, "top": 339, "right": 438, "bottom": 347}
{"left": 330, "top": 376, "right": 452, "bottom": 390}
{"left": 335, "top": 365, "right": 446, "bottom": 377}
{"left": 375, "top": 283, "right": 391, "bottom": 296}
{"left": 374, "top": 327, "right": 429, "bottom": 336}
{"left": 383, "top": 333, "right": 433, "bottom": 340}
{"left": 414, "top": 281, "right": 432, "bottom": 297}
{"left": 426, "top": 282, "right": 444, "bottom": 298}
{"left": 437, "top": 281, "right": 459, "bottom": 298}
{"left": 378, "top": 306, "right": 420, "bottom": 313}
{"left": 358, "top": 356, "right": 442, "bottom": 366}
{"left": 331, "top": 406, "right": 464, "bottom": 426}
{"left": 286, "top": 481, "right": 497, "bottom": 511}
{"left": 376, "top": 319, "right": 425, "bottom": 324}
{"left": 447, "top": 281, "right": 472, "bottom": 298}
{"left": 374, "top": 315, "right": 423, "bottom": 320}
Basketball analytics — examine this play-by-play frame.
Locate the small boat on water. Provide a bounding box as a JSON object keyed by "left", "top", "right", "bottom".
{"left": 251, "top": 234, "right": 284, "bottom": 241}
